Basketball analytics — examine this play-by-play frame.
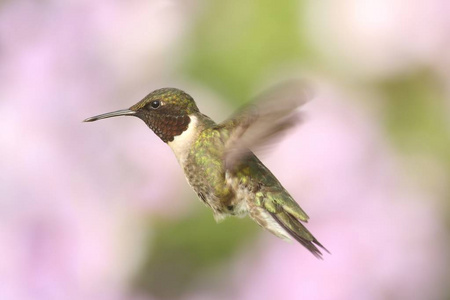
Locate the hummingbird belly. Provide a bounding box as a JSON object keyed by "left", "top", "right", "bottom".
{"left": 183, "top": 152, "right": 292, "bottom": 242}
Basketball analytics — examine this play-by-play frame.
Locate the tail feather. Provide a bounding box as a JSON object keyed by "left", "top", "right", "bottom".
{"left": 269, "top": 211, "right": 329, "bottom": 259}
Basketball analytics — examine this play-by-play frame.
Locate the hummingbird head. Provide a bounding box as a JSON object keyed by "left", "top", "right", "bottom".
{"left": 84, "top": 88, "right": 200, "bottom": 143}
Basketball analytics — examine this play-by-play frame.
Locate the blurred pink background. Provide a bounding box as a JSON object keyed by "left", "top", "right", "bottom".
{"left": 1, "top": 1, "right": 449, "bottom": 299}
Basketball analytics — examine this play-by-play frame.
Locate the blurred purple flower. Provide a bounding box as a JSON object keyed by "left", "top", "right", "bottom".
{"left": 0, "top": 1, "right": 197, "bottom": 299}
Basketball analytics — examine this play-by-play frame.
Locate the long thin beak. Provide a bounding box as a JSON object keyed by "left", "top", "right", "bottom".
{"left": 83, "top": 109, "right": 136, "bottom": 122}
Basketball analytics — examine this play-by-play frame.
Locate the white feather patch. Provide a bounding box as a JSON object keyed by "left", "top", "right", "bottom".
{"left": 168, "top": 115, "right": 198, "bottom": 164}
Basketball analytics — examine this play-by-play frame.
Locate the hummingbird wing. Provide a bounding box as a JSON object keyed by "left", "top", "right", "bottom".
{"left": 269, "top": 209, "right": 328, "bottom": 258}
{"left": 249, "top": 184, "right": 329, "bottom": 258}
{"left": 230, "top": 155, "right": 328, "bottom": 258}
{"left": 217, "top": 81, "right": 312, "bottom": 170}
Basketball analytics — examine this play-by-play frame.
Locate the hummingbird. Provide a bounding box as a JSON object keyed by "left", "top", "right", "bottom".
{"left": 84, "top": 84, "right": 328, "bottom": 258}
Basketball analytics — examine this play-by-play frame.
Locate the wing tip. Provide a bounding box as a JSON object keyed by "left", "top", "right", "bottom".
{"left": 269, "top": 212, "right": 329, "bottom": 259}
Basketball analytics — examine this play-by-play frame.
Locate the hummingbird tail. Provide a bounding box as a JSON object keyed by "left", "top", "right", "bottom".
{"left": 269, "top": 211, "right": 329, "bottom": 259}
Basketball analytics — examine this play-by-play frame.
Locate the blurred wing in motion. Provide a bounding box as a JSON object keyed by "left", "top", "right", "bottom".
{"left": 217, "top": 80, "right": 312, "bottom": 170}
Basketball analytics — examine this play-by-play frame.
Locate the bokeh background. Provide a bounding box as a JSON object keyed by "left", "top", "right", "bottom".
{"left": 1, "top": 0, "right": 450, "bottom": 299}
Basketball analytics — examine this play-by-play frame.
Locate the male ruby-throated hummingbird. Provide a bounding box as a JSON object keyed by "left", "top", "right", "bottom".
{"left": 84, "top": 84, "right": 328, "bottom": 258}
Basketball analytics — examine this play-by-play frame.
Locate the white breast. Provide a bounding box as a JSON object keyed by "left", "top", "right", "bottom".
{"left": 167, "top": 115, "right": 199, "bottom": 164}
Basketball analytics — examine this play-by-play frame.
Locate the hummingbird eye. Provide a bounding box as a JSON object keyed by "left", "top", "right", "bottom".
{"left": 149, "top": 100, "right": 161, "bottom": 109}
